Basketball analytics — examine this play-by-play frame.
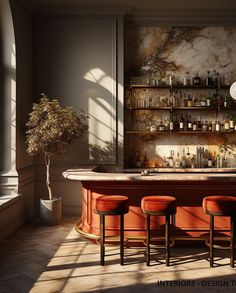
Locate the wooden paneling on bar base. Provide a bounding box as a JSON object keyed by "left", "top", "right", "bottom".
{"left": 80, "top": 180, "right": 236, "bottom": 242}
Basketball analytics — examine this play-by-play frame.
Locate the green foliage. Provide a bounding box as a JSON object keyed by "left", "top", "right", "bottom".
{"left": 26, "top": 93, "right": 88, "bottom": 157}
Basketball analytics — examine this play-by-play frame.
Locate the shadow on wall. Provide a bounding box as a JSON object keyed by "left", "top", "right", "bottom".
{"left": 89, "top": 140, "right": 123, "bottom": 164}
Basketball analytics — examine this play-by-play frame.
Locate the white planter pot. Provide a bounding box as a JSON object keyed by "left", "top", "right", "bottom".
{"left": 40, "top": 197, "right": 62, "bottom": 226}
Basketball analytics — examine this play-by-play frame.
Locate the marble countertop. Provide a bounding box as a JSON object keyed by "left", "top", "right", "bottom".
{"left": 62, "top": 167, "right": 236, "bottom": 182}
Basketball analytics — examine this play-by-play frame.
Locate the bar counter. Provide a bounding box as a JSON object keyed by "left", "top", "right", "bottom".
{"left": 62, "top": 167, "right": 236, "bottom": 244}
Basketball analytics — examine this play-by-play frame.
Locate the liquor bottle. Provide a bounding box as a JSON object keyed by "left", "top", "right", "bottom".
{"left": 186, "top": 72, "right": 191, "bottom": 85}
{"left": 206, "top": 94, "right": 211, "bottom": 107}
{"left": 169, "top": 150, "right": 174, "bottom": 168}
{"left": 192, "top": 119, "right": 197, "bottom": 131}
{"left": 159, "top": 116, "right": 165, "bottom": 131}
{"left": 205, "top": 71, "right": 212, "bottom": 86}
{"left": 169, "top": 112, "right": 174, "bottom": 132}
{"left": 208, "top": 120, "right": 212, "bottom": 132}
{"left": 213, "top": 70, "right": 219, "bottom": 87}
{"left": 179, "top": 115, "right": 184, "bottom": 131}
{"left": 175, "top": 152, "right": 181, "bottom": 168}
{"left": 150, "top": 123, "right": 157, "bottom": 132}
{"left": 202, "top": 120, "right": 208, "bottom": 132}
{"left": 183, "top": 73, "right": 187, "bottom": 86}
{"left": 224, "top": 116, "right": 230, "bottom": 132}
{"left": 181, "top": 148, "right": 187, "bottom": 168}
{"left": 208, "top": 154, "right": 213, "bottom": 168}
{"left": 212, "top": 121, "right": 216, "bottom": 132}
{"left": 187, "top": 115, "right": 193, "bottom": 131}
{"left": 224, "top": 96, "right": 228, "bottom": 108}
{"left": 164, "top": 118, "right": 169, "bottom": 131}
{"left": 193, "top": 73, "right": 201, "bottom": 85}
{"left": 215, "top": 120, "right": 220, "bottom": 132}
{"left": 187, "top": 94, "right": 193, "bottom": 107}
{"left": 197, "top": 116, "right": 202, "bottom": 131}
{"left": 230, "top": 117, "right": 235, "bottom": 131}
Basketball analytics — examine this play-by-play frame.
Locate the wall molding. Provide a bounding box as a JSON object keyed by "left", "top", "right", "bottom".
{"left": 126, "top": 9, "right": 236, "bottom": 26}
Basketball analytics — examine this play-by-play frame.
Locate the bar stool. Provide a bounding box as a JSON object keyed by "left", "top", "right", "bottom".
{"left": 95, "top": 195, "right": 129, "bottom": 266}
{"left": 203, "top": 195, "right": 236, "bottom": 267}
{"left": 141, "top": 195, "right": 177, "bottom": 266}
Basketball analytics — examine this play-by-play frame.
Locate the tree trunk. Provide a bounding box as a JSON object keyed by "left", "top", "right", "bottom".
{"left": 45, "top": 154, "right": 53, "bottom": 200}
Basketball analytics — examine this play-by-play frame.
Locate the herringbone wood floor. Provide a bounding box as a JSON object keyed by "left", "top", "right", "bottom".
{"left": 1, "top": 217, "right": 236, "bottom": 293}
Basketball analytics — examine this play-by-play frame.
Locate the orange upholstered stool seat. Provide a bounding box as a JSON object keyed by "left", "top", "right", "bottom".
{"left": 141, "top": 196, "right": 177, "bottom": 266}
{"left": 95, "top": 195, "right": 129, "bottom": 266}
{"left": 141, "top": 195, "right": 177, "bottom": 214}
{"left": 202, "top": 195, "right": 236, "bottom": 268}
{"left": 96, "top": 195, "right": 129, "bottom": 214}
{"left": 203, "top": 196, "right": 236, "bottom": 215}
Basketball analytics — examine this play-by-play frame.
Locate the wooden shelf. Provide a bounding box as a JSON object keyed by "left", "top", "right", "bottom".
{"left": 129, "top": 84, "right": 230, "bottom": 90}
{"left": 125, "top": 130, "right": 236, "bottom": 134}
{"left": 126, "top": 106, "right": 218, "bottom": 111}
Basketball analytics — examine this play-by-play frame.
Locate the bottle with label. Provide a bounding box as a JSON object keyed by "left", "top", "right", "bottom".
{"left": 208, "top": 120, "right": 212, "bottom": 132}
{"left": 224, "top": 96, "right": 228, "bottom": 108}
{"left": 193, "top": 73, "right": 201, "bottom": 85}
{"left": 187, "top": 115, "right": 193, "bottom": 131}
{"left": 230, "top": 117, "right": 235, "bottom": 131}
{"left": 215, "top": 120, "right": 221, "bottom": 132}
{"left": 224, "top": 116, "right": 230, "bottom": 132}
{"left": 164, "top": 118, "right": 169, "bottom": 131}
{"left": 202, "top": 120, "right": 208, "bottom": 132}
{"left": 187, "top": 94, "right": 193, "bottom": 107}
{"left": 197, "top": 116, "right": 202, "bottom": 131}
{"left": 179, "top": 115, "right": 184, "bottom": 131}
{"left": 192, "top": 119, "right": 197, "bottom": 131}
{"left": 206, "top": 94, "right": 211, "bottom": 107}
{"left": 169, "top": 112, "right": 174, "bottom": 132}
{"left": 150, "top": 124, "right": 157, "bottom": 132}
{"left": 175, "top": 152, "right": 181, "bottom": 168}
{"left": 159, "top": 116, "right": 165, "bottom": 131}
{"left": 208, "top": 154, "right": 213, "bottom": 168}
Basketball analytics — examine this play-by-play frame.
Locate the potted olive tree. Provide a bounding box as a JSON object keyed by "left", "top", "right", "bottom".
{"left": 26, "top": 94, "right": 88, "bottom": 225}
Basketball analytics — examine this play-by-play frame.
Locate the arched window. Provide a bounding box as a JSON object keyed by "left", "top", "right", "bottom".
{"left": 0, "top": 0, "right": 18, "bottom": 197}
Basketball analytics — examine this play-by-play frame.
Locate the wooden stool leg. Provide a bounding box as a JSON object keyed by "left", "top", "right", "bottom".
{"left": 230, "top": 216, "right": 235, "bottom": 268}
{"left": 171, "top": 214, "right": 175, "bottom": 226}
{"left": 100, "top": 214, "right": 105, "bottom": 266}
{"left": 146, "top": 214, "right": 150, "bottom": 266}
{"left": 120, "top": 214, "right": 124, "bottom": 265}
{"left": 166, "top": 215, "right": 170, "bottom": 266}
{"left": 210, "top": 215, "right": 214, "bottom": 267}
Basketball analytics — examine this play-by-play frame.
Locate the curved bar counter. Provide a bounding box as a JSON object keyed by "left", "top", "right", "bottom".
{"left": 63, "top": 167, "right": 236, "bottom": 244}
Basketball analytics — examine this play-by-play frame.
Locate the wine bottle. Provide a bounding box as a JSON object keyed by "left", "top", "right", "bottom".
{"left": 205, "top": 71, "right": 212, "bottom": 86}
{"left": 179, "top": 115, "right": 184, "bottom": 131}
{"left": 193, "top": 73, "right": 201, "bottom": 85}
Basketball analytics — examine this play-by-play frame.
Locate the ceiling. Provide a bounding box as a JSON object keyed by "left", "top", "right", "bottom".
{"left": 22, "top": 0, "right": 236, "bottom": 13}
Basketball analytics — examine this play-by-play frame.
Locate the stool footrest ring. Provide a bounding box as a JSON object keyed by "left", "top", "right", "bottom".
{"left": 96, "top": 236, "right": 128, "bottom": 247}
{"left": 143, "top": 237, "right": 175, "bottom": 248}
{"left": 205, "top": 238, "right": 234, "bottom": 250}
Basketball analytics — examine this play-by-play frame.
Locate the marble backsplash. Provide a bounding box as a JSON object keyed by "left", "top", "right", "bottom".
{"left": 124, "top": 26, "right": 236, "bottom": 169}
